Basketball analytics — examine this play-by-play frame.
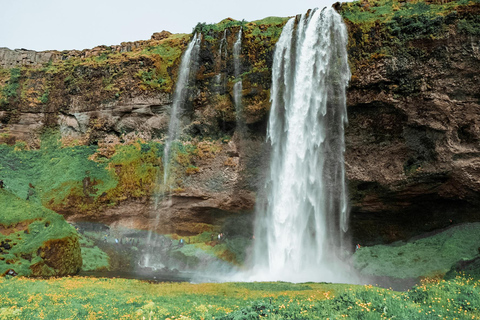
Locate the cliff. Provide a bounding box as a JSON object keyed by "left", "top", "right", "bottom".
{"left": 0, "top": 0, "right": 479, "bottom": 245}
{"left": 341, "top": 0, "right": 480, "bottom": 243}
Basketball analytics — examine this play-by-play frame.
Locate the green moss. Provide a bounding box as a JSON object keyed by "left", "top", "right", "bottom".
{"left": 341, "top": 0, "right": 463, "bottom": 25}
{"left": 0, "top": 189, "right": 81, "bottom": 276}
{"left": 0, "top": 131, "right": 210, "bottom": 214}
{"left": 193, "top": 20, "right": 244, "bottom": 34}
{"left": 251, "top": 16, "right": 290, "bottom": 25}
{"left": 340, "top": 0, "right": 480, "bottom": 71}
{"left": 0, "top": 133, "right": 116, "bottom": 209}
{"left": 458, "top": 16, "right": 480, "bottom": 34}
{"left": 138, "top": 35, "right": 189, "bottom": 92}
{"left": 79, "top": 234, "right": 110, "bottom": 272}
{"left": 354, "top": 223, "right": 480, "bottom": 278}
{"left": 106, "top": 141, "right": 161, "bottom": 200}
{"left": 39, "top": 88, "right": 49, "bottom": 104}
{"left": 0, "top": 68, "right": 20, "bottom": 105}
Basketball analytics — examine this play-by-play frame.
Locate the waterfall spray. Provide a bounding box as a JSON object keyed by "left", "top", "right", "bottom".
{"left": 251, "top": 7, "right": 352, "bottom": 283}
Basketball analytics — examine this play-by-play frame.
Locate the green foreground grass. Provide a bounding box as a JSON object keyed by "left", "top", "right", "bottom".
{"left": 0, "top": 275, "right": 479, "bottom": 319}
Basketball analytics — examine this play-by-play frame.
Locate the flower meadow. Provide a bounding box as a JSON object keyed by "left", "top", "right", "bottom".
{"left": 0, "top": 274, "right": 479, "bottom": 319}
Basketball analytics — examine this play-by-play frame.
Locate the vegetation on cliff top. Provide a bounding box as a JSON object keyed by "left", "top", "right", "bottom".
{"left": 0, "top": 14, "right": 288, "bottom": 115}
{"left": 0, "top": 0, "right": 478, "bottom": 111}
{"left": 340, "top": 0, "right": 480, "bottom": 71}
{"left": 0, "top": 33, "right": 191, "bottom": 115}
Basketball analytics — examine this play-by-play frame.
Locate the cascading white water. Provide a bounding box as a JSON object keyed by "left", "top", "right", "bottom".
{"left": 233, "top": 28, "right": 245, "bottom": 134}
{"left": 251, "top": 7, "right": 352, "bottom": 283}
{"left": 162, "top": 33, "right": 202, "bottom": 187}
{"left": 214, "top": 29, "right": 227, "bottom": 91}
{"left": 143, "top": 33, "right": 202, "bottom": 268}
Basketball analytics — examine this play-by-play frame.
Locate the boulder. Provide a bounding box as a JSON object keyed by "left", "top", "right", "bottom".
{"left": 151, "top": 31, "right": 172, "bottom": 41}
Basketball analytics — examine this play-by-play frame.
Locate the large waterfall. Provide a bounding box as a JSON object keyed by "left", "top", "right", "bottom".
{"left": 251, "top": 7, "right": 352, "bottom": 283}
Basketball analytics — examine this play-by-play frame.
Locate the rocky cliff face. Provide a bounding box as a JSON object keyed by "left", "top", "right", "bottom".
{"left": 0, "top": 31, "right": 173, "bottom": 69}
{"left": 346, "top": 29, "right": 480, "bottom": 243}
{"left": 341, "top": 0, "right": 480, "bottom": 243}
{"left": 0, "top": 0, "right": 479, "bottom": 245}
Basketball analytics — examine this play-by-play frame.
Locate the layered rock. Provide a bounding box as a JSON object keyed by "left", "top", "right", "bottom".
{"left": 341, "top": 0, "right": 480, "bottom": 243}
{"left": 0, "top": 38, "right": 165, "bottom": 69}
{"left": 0, "top": 48, "right": 56, "bottom": 69}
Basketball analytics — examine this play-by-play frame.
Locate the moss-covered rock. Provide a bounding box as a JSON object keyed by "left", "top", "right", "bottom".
{"left": 78, "top": 234, "right": 110, "bottom": 271}
{"left": 0, "top": 189, "right": 82, "bottom": 277}
{"left": 354, "top": 223, "right": 480, "bottom": 279}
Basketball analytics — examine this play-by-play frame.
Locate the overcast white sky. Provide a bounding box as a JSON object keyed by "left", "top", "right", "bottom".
{"left": 1, "top": 0, "right": 343, "bottom": 51}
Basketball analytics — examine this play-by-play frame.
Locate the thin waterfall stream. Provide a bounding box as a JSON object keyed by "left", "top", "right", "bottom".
{"left": 233, "top": 28, "right": 245, "bottom": 135}
{"left": 142, "top": 33, "right": 202, "bottom": 268}
{"left": 162, "top": 33, "right": 202, "bottom": 189}
{"left": 250, "top": 7, "right": 353, "bottom": 283}
{"left": 214, "top": 29, "right": 227, "bottom": 91}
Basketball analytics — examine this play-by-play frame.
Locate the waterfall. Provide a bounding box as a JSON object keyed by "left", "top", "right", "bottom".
{"left": 214, "top": 29, "right": 227, "bottom": 91}
{"left": 251, "top": 7, "right": 352, "bottom": 283}
{"left": 233, "top": 28, "right": 245, "bottom": 134}
{"left": 142, "top": 33, "right": 201, "bottom": 269}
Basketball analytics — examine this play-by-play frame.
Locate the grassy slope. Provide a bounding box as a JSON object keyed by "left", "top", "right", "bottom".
{"left": 354, "top": 223, "right": 480, "bottom": 278}
{"left": 0, "top": 189, "right": 79, "bottom": 276}
{"left": 0, "top": 135, "right": 194, "bottom": 214}
{"left": 0, "top": 134, "right": 116, "bottom": 205}
{"left": 0, "top": 276, "right": 479, "bottom": 319}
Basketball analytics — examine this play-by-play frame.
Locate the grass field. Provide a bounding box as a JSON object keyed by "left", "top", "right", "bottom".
{"left": 0, "top": 274, "right": 479, "bottom": 319}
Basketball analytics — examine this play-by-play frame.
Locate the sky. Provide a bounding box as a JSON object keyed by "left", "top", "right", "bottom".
{"left": 0, "top": 0, "right": 343, "bottom": 51}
